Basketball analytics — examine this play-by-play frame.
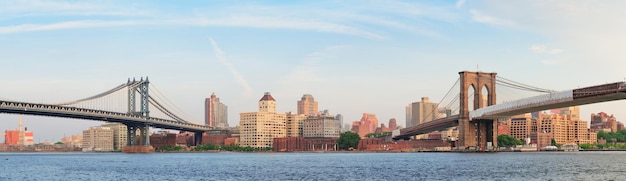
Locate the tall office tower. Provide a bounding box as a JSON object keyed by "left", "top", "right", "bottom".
{"left": 405, "top": 104, "right": 412, "bottom": 127}
{"left": 82, "top": 127, "right": 114, "bottom": 152}
{"left": 101, "top": 122, "right": 128, "bottom": 151}
{"left": 409, "top": 97, "right": 439, "bottom": 127}
{"left": 240, "top": 92, "right": 287, "bottom": 148}
{"left": 205, "top": 92, "right": 229, "bottom": 128}
{"left": 297, "top": 94, "right": 318, "bottom": 116}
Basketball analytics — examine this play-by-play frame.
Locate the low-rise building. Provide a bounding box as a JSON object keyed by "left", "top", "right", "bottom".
{"left": 82, "top": 127, "right": 114, "bottom": 152}
{"left": 303, "top": 115, "right": 340, "bottom": 138}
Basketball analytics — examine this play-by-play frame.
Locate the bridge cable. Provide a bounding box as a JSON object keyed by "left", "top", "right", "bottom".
{"left": 421, "top": 78, "right": 460, "bottom": 123}
{"left": 148, "top": 84, "right": 202, "bottom": 124}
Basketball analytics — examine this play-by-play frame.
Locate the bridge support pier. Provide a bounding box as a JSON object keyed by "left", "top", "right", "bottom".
{"left": 122, "top": 123, "right": 154, "bottom": 153}
{"left": 458, "top": 119, "right": 497, "bottom": 151}
{"left": 194, "top": 131, "right": 204, "bottom": 146}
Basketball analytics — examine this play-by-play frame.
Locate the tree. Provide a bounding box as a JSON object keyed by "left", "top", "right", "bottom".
{"left": 497, "top": 134, "right": 523, "bottom": 147}
{"left": 551, "top": 138, "right": 557, "bottom": 146}
{"left": 337, "top": 131, "right": 361, "bottom": 150}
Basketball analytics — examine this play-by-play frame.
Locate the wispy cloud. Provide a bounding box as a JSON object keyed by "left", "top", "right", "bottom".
{"left": 0, "top": 0, "right": 149, "bottom": 18}
{"left": 530, "top": 44, "right": 563, "bottom": 54}
{"left": 208, "top": 38, "right": 253, "bottom": 96}
{"left": 470, "top": 9, "right": 516, "bottom": 27}
{"left": 0, "top": 20, "right": 157, "bottom": 34}
{"left": 456, "top": 0, "right": 466, "bottom": 9}
{"left": 197, "top": 16, "right": 385, "bottom": 40}
{"left": 0, "top": 1, "right": 462, "bottom": 40}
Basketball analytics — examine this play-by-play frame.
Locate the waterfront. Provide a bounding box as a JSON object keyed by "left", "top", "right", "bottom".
{"left": 1, "top": 151, "right": 625, "bottom": 180}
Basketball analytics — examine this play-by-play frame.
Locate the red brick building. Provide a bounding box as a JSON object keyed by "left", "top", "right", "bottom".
{"left": 359, "top": 139, "right": 451, "bottom": 151}
{"left": 273, "top": 137, "right": 338, "bottom": 152}
{"left": 150, "top": 133, "right": 177, "bottom": 148}
{"left": 202, "top": 133, "right": 229, "bottom": 145}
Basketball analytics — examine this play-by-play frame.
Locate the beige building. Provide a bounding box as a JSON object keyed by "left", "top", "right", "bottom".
{"left": 297, "top": 94, "right": 318, "bottom": 116}
{"left": 408, "top": 97, "right": 439, "bottom": 127}
{"left": 61, "top": 134, "right": 83, "bottom": 148}
{"left": 82, "top": 127, "right": 114, "bottom": 152}
{"left": 303, "top": 115, "right": 340, "bottom": 138}
{"left": 101, "top": 122, "right": 128, "bottom": 151}
{"left": 240, "top": 92, "right": 287, "bottom": 148}
{"left": 286, "top": 112, "right": 307, "bottom": 137}
{"left": 508, "top": 106, "right": 596, "bottom": 145}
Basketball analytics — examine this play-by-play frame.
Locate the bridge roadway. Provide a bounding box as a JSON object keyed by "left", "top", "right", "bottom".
{"left": 0, "top": 100, "right": 213, "bottom": 132}
{"left": 394, "top": 81, "right": 626, "bottom": 140}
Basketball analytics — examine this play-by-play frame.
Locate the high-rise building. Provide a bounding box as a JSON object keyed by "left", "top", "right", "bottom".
{"left": 351, "top": 113, "right": 378, "bottom": 137}
{"left": 205, "top": 92, "right": 229, "bottom": 129}
{"left": 409, "top": 97, "right": 439, "bottom": 127}
{"left": 405, "top": 104, "right": 412, "bottom": 127}
{"left": 286, "top": 112, "right": 307, "bottom": 137}
{"left": 303, "top": 115, "right": 340, "bottom": 138}
{"left": 240, "top": 92, "right": 287, "bottom": 148}
{"left": 591, "top": 112, "right": 624, "bottom": 132}
{"left": 297, "top": 94, "right": 318, "bottom": 115}
{"left": 101, "top": 123, "right": 128, "bottom": 151}
{"left": 82, "top": 127, "right": 114, "bottom": 152}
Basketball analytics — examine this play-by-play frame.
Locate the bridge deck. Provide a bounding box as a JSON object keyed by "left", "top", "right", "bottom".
{"left": 0, "top": 100, "right": 214, "bottom": 132}
{"left": 471, "top": 82, "right": 626, "bottom": 119}
{"left": 394, "top": 115, "right": 459, "bottom": 140}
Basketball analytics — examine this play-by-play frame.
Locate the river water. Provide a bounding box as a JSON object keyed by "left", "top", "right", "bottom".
{"left": 0, "top": 151, "right": 623, "bottom": 180}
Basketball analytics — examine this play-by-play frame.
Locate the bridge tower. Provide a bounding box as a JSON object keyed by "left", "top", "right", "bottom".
{"left": 124, "top": 77, "right": 152, "bottom": 149}
{"left": 458, "top": 71, "right": 498, "bottom": 150}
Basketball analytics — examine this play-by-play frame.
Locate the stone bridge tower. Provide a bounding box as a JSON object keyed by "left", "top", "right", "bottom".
{"left": 458, "top": 71, "right": 498, "bottom": 150}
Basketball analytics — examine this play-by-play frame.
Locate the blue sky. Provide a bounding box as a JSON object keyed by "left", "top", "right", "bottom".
{"left": 1, "top": 0, "right": 626, "bottom": 142}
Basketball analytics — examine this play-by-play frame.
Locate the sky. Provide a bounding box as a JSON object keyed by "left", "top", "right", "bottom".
{"left": 1, "top": 0, "right": 626, "bottom": 143}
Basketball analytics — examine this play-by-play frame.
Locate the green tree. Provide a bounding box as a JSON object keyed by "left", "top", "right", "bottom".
{"left": 551, "top": 138, "right": 557, "bottom": 146}
{"left": 54, "top": 141, "right": 63, "bottom": 145}
{"left": 497, "top": 134, "right": 523, "bottom": 147}
{"left": 337, "top": 131, "right": 361, "bottom": 150}
{"left": 579, "top": 143, "right": 593, "bottom": 149}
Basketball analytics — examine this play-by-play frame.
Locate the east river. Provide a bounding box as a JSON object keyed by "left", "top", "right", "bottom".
{"left": 0, "top": 151, "right": 624, "bottom": 180}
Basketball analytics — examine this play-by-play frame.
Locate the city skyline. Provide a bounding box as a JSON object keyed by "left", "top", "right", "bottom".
{"left": 1, "top": 1, "right": 626, "bottom": 142}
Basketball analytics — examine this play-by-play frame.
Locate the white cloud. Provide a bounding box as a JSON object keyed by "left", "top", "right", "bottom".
{"left": 456, "top": 0, "right": 466, "bottom": 9}
{"left": 469, "top": 1, "right": 626, "bottom": 71}
{"left": 529, "top": 45, "right": 563, "bottom": 54}
{"left": 469, "top": 9, "right": 516, "bottom": 27}
{"left": 197, "top": 16, "right": 385, "bottom": 40}
{"left": 0, "top": 20, "right": 158, "bottom": 34}
{"left": 0, "top": 0, "right": 149, "bottom": 18}
{"left": 0, "top": 1, "right": 465, "bottom": 40}
{"left": 208, "top": 38, "right": 254, "bottom": 96}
